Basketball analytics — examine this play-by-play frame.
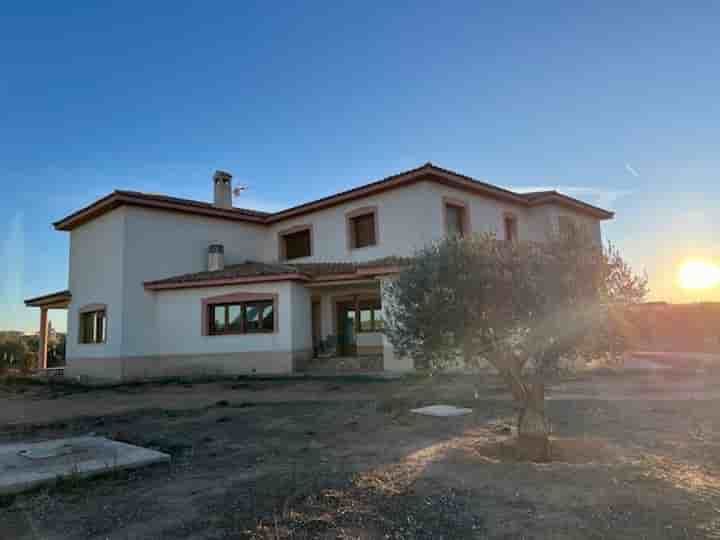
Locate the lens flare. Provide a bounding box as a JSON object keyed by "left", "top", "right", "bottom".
{"left": 679, "top": 260, "right": 720, "bottom": 290}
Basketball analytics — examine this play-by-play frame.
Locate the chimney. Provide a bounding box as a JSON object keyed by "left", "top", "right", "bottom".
{"left": 208, "top": 244, "right": 225, "bottom": 272}
{"left": 213, "top": 170, "right": 233, "bottom": 209}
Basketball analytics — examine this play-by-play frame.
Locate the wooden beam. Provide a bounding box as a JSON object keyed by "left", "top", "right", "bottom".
{"left": 38, "top": 308, "right": 48, "bottom": 370}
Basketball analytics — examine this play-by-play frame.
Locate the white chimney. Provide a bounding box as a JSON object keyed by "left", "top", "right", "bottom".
{"left": 213, "top": 170, "right": 233, "bottom": 209}
{"left": 208, "top": 244, "right": 225, "bottom": 272}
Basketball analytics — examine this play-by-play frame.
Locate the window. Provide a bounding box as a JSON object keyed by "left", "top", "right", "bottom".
{"left": 79, "top": 309, "right": 106, "bottom": 344}
{"left": 558, "top": 216, "right": 577, "bottom": 239}
{"left": 443, "top": 198, "right": 469, "bottom": 237}
{"left": 446, "top": 205, "right": 465, "bottom": 237}
{"left": 281, "top": 227, "right": 311, "bottom": 260}
{"left": 504, "top": 214, "right": 518, "bottom": 242}
{"left": 357, "top": 299, "right": 383, "bottom": 332}
{"left": 347, "top": 208, "right": 377, "bottom": 249}
{"left": 209, "top": 300, "right": 274, "bottom": 335}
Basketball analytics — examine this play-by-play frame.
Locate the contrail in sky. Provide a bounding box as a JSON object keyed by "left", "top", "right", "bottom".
{"left": 625, "top": 163, "right": 640, "bottom": 177}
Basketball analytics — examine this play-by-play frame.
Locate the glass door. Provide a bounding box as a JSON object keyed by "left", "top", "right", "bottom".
{"left": 337, "top": 302, "right": 357, "bottom": 356}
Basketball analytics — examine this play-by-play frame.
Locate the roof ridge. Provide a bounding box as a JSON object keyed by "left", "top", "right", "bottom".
{"left": 114, "top": 189, "right": 270, "bottom": 217}
{"left": 54, "top": 162, "right": 613, "bottom": 231}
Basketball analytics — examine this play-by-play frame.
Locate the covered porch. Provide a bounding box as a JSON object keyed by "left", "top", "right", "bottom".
{"left": 303, "top": 278, "right": 386, "bottom": 372}
{"left": 24, "top": 290, "right": 71, "bottom": 372}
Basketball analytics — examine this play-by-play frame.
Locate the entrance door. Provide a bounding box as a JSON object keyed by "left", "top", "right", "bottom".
{"left": 336, "top": 302, "right": 357, "bottom": 356}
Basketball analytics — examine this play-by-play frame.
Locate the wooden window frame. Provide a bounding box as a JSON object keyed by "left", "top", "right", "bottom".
{"left": 442, "top": 196, "right": 471, "bottom": 237}
{"left": 78, "top": 303, "right": 107, "bottom": 344}
{"left": 357, "top": 298, "right": 384, "bottom": 333}
{"left": 202, "top": 293, "right": 279, "bottom": 336}
{"left": 346, "top": 206, "right": 379, "bottom": 250}
{"left": 278, "top": 224, "right": 313, "bottom": 261}
{"left": 557, "top": 215, "right": 577, "bottom": 239}
{"left": 334, "top": 295, "right": 383, "bottom": 334}
{"left": 503, "top": 212, "right": 518, "bottom": 243}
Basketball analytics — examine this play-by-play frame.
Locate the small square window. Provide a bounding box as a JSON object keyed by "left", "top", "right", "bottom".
{"left": 356, "top": 299, "right": 383, "bottom": 333}
{"left": 558, "top": 216, "right": 577, "bottom": 239}
{"left": 349, "top": 212, "right": 376, "bottom": 249}
{"left": 282, "top": 228, "right": 311, "bottom": 260}
{"left": 359, "top": 309, "right": 373, "bottom": 331}
{"left": 79, "top": 309, "right": 106, "bottom": 344}
{"left": 446, "top": 204, "right": 466, "bottom": 237}
{"left": 504, "top": 215, "right": 518, "bottom": 242}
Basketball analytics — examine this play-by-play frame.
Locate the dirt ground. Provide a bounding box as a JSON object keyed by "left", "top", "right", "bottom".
{"left": 2, "top": 371, "right": 720, "bottom": 539}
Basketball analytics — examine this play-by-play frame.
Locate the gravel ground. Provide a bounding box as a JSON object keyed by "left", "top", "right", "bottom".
{"left": 1, "top": 371, "right": 720, "bottom": 539}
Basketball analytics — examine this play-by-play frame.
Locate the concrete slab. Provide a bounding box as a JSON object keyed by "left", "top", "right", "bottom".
{"left": 0, "top": 436, "right": 170, "bottom": 495}
{"left": 411, "top": 404, "right": 473, "bottom": 417}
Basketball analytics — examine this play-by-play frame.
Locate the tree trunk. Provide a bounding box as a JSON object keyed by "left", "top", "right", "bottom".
{"left": 516, "top": 382, "right": 550, "bottom": 462}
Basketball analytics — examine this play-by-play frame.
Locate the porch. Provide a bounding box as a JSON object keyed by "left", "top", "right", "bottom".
{"left": 23, "top": 290, "right": 71, "bottom": 372}
{"left": 302, "top": 280, "right": 386, "bottom": 372}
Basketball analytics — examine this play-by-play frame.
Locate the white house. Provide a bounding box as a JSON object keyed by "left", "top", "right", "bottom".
{"left": 25, "top": 163, "right": 613, "bottom": 383}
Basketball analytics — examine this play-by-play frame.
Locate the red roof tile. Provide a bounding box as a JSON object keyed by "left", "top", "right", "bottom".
{"left": 54, "top": 163, "right": 614, "bottom": 231}
{"left": 143, "top": 257, "right": 410, "bottom": 290}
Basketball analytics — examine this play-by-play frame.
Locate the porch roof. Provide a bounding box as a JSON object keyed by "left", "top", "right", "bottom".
{"left": 24, "top": 290, "right": 72, "bottom": 309}
{"left": 143, "top": 257, "right": 409, "bottom": 291}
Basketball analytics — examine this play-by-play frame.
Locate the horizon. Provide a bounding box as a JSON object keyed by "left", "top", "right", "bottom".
{"left": 2, "top": 2, "right": 720, "bottom": 332}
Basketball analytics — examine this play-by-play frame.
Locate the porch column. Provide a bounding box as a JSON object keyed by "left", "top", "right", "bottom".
{"left": 38, "top": 307, "right": 49, "bottom": 370}
{"left": 380, "top": 276, "right": 413, "bottom": 372}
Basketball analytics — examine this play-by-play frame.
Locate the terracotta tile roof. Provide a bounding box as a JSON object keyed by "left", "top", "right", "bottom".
{"left": 114, "top": 190, "right": 271, "bottom": 218}
{"left": 54, "top": 163, "right": 613, "bottom": 231}
{"left": 520, "top": 191, "right": 556, "bottom": 201}
{"left": 143, "top": 262, "right": 302, "bottom": 289}
{"left": 519, "top": 189, "right": 612, "bottom": 216}
{"left": 293, "top": 256, "right": 411, "bottom": 276}
{"left": 143, "top": 257, "right": 410, "bottom": 290}
{"left": 54, "top": 190, "right": 269, "bottom": 231}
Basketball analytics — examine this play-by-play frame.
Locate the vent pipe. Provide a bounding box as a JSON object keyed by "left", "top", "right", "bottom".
{"left": 208, "top": 244, "right": 225, "bottom": 272}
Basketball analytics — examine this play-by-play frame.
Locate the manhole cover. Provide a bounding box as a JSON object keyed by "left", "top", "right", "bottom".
{"left": 18, "top": 444, "right": 81, "bottom": 460}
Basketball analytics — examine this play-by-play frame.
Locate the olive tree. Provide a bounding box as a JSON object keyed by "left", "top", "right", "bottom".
{"left": 384, "top": 231, "right": 646, "bottom": 461}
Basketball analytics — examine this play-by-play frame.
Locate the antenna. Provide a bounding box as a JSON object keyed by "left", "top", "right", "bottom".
{"left": 232, "top": 185, "right": 248, "bottom": 197}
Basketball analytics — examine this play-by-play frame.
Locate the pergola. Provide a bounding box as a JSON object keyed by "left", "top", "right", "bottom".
{"left": 24, "top": 290, "right": 71, "bottom": 370}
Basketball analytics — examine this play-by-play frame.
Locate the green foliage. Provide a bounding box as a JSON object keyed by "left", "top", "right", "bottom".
{"left": 0, "top": 339, "right": 30, "bottom": 371}
{"left": 384, "top": 231, "right": 647, "bottom": 373}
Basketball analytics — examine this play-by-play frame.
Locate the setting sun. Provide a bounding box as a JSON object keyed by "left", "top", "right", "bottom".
{"left": 678, "top": 260, "right": 720, "bottom": 290}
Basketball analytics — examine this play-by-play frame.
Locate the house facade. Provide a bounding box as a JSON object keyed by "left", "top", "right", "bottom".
{"left": 25, "top": 163, "right": 613, "bottom": 383}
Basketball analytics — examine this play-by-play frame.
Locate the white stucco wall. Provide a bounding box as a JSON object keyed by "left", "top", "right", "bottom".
{"left": 425, "top": 183, "right": 533, "bottom": 241}
{"left": 262, "top": 182, "right": 439, "bottom": 263}
{"left": 151, "top": 282, "right": 293, "bottom": 355}
{"left": 121, "top": 207, "right": 266, "bottom": 356}
{"left": 66, "top": 207, "right": 127, "bottom": 359}
{"left": 263, "top": 182, "right": 604, "bottom": 265}
{"left": 63, "top": 180, "right": 606, "bottom": 379}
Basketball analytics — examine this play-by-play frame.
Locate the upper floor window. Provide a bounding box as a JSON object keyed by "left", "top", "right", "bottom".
{"left": 443, "top": 197, "right": 470, "bottom": 237}
{"left": 503, "top": 214, "right": 518, "bottom": 243}
{"left": 346, "top": 207, "right": 378, "bottom": 250}
{"left": 79, "top": 307, "right": 106, "bottom": 344}
{"left": 279, "top": 225, "right": 312, "bottom": 260}
{"left": 558, "top": 215, "right": 577, "bottom": 239}
{"left": 209, "top": 300, "right": 275, "bottom": 335}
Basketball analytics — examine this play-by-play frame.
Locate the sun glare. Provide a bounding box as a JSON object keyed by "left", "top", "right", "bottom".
{"left": 679, "top": 260, "right": 720, "bottom": 290}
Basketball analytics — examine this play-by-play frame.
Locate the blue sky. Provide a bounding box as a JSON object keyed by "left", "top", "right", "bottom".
{"left": 2, "top": 2, "right": 719, "bottom": 332}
